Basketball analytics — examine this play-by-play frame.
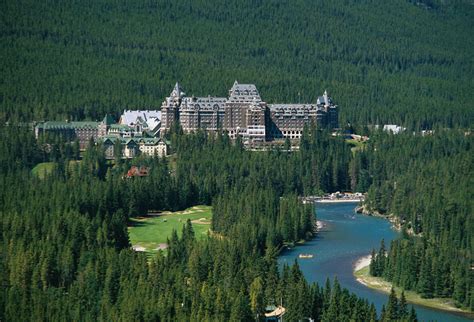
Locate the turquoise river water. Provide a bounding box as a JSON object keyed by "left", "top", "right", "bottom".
{"left": 279, "top": 202, "right": 472, "bottom": 322}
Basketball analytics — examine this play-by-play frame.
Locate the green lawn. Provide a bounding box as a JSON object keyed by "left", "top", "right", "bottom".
{"left": 32, "top": 161, "right": 82, "bottom": 179}
{"left": 346, "top": 139, "right": 366, "bottom": 154}
{"left": 128, "top": 205, "right": 212, "bottom": 254}
{"left": 31, "top": 162, "right": 55, "bottom": 179}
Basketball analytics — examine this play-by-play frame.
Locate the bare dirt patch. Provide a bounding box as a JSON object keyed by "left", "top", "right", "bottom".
{"left": 191, "top": 217, "right": 211, "bottom": 225}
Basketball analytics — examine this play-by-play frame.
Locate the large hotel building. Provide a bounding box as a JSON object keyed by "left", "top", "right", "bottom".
{"left": 35, "top": 81, "right": 339, "bottom": 152}
{"left": 161, "top": 81, "right": 338, "bottom": 142}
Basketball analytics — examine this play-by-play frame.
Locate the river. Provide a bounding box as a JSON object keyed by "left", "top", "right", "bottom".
{"left": 278, "top": 202, "right": 471, "bottom": 322}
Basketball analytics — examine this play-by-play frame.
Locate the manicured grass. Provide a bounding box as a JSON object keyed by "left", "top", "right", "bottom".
{"left": 31, "top": 162, "right": 55, "bottom": 179}
{"left": 346, "top": 139, "right": 366, "bottom": 154}
{"left": 354, "top": 265, "right": 474, "bottom": 317}
{"left": 32, "top": 161, "right": 82, "bottom": 179}
{"left": 128, "top": 205, "right": 212, "bottom": 254}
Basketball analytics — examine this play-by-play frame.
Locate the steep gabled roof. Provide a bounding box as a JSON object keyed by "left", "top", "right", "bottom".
{"left": 120, "top": 110, "right": 161, "bottom": 128}
{"left": 228, "top": 81, "right": 262, "bottom": 102}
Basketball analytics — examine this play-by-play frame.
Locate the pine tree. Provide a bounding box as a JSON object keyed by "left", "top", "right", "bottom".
{"left": 417, "top": 253, "right": 434, "bottom": 298}
{"left": 385, "top": 288, "right": 399, "bottom": 321}
{"left": 229, "top": 290, "right": 252, "bottom": 322}
{"left": 399, "top": 290, "right": 408, "bottom": 318}
{"left": 322, "top": 278, "right": 331, "bottom": 311}
{"left": 369, "top": 248, "right": 377, "bottom": 276}
{"left": 409, "top": 306, "right": 418, "bottom": 322}
{"left": 249, "top": 277, "right": 264, "bottom": 320}
{"left": 377, "top": 239, "right": 386, "bottom": 276}
{"left": 368, "top": 303, "right": 377, "bottom": 322}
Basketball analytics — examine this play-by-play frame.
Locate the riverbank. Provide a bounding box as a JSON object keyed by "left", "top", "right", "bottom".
{"left": 301, "top": 193, "right": 364, "bottom": 204}
{"left": 353, "top": 257, "right": 474, "bottom": 319}
{"left": 316, "top": 199, "right": 364, "bottom": 203}
{"left": 356, "top": 204, "right": 415, "bottom": 235}
{"left": 316, "top": 220, "right": 325, "bottom": 231}
{"left": 281, "top": 220, "right": 324, "bottom": 254}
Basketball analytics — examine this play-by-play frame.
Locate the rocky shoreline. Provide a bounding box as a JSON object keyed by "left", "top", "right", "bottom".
{"left": 355, "top": 203, "right": 405, "bottom": 233}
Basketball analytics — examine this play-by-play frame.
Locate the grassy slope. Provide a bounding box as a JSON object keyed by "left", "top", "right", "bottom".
{"left": 128, "top": 205, "right": 212, "bottom": 254}
{"left": 346, "top": 139, "right": 366, "bottom": 154}
{"left": 31, "top": 162, "right": 55, "bottom": 179}
{"left": 354, "top": 265, "right": 474, "bottom": 317}
{"left": 31, "top": 161, "right": 82, "bottom": 179}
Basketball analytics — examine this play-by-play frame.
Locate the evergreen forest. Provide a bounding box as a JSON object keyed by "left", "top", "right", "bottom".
{"left": 1, "top": 0, "right": 473, "bottom": 320}
{"left": 367, "top": 131, "right": 473, "bottom": 310}
{"left": 1, "top": 125, "right": 418, "bottom": 321}
{"left": 1, "top": 0, "right": 473, "bottom": 129}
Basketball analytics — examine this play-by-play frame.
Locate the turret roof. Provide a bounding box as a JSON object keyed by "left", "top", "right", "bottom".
{"left": 170, "top": 82, "right": 185, "bottom": 98}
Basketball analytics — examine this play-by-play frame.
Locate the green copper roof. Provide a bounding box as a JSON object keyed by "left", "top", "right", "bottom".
{"left": 70, "top": 121, "right": 100, "bottom": 128}
{"left": 137, "top": 137, "right": 161, "bottom": 144}
{"left": 38, "top": 121, "right": 72, "bottom": 130}
{"left": 110, "top": 124, "right": 130, "bottom": 129}
{"left": 37, "top": 121, "right": 99, "bottom": 130}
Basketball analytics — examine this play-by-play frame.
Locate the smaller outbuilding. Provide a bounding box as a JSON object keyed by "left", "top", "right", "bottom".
{"left": 126, "top": 166, "right": 150, "bottom": 178}
{"left": 102, "top": 136, "right": 168, "bottom": 159}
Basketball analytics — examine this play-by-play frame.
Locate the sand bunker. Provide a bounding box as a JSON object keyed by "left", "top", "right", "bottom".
{"left": 132, "top": 245, "right": 146, "bottom": 252}
{"left": 191, "top": 217, "right": 211, "bottom": 225}
{"left": 155, "top": 243, "right": 168, "bottom": 250}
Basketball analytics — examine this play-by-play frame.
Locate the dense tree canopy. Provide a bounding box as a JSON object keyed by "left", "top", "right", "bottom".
{"left": 367, "top": 131, "right": 473, "bottom": 310}
{"left": 1, "top": 0, "right": 473, "bottom": 129}
{"left": 1, "top": 125, "right": 416, "bottom": 321}
{"left": 1, "top": 0, "right": 472, "bottom": 319}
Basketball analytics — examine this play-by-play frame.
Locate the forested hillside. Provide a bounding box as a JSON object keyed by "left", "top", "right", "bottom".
{"left": 1, "top": 0, "right": 473, "bottom": 319}
{"left": 365, "top": 131, "right": 473, "bottom": 310}
{"left": 1, "top": 125, "right": 418, "bottom": 321}
{"left": 1, "top": 0, "right": 473, "bottom": 128}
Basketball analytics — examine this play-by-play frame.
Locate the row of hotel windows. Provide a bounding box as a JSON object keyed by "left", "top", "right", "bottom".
{"left": 271, "top": 130, "right": 303, "bottom": 139}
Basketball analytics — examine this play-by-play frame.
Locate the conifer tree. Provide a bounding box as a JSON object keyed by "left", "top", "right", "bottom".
{"left": 385, "top": 288, "right": 399, "bottom": 321}
{"left": 399, "top": 290, "right": 408, "bottom": 319}
{"left": 249, "top": 277, "right": 264, "bottom": 320}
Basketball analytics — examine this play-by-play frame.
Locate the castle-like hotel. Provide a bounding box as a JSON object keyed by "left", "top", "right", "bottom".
{"left": 161, "top": 81, "right": 338, "bottom": 142}
{"left": 35, "top": 81, "right": 339, "bottom": 158}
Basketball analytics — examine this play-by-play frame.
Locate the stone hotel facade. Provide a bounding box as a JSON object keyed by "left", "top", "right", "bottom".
{"left": 161, "top": 81, "right": 338, "bottom": 141}
{"left": 35, "top": 112, "right": 168, "bottom": 158}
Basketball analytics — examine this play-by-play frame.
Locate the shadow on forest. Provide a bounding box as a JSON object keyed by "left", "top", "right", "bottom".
{"left": 127, "top": 219, "right": 155, "bottom": 227}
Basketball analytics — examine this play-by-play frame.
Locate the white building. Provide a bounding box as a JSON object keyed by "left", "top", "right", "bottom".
{"left": 119, "top": 110, "right": 162, "bottom": 136}
{"left": 137, "top": 138, "right": 168, "bottom": 157}
{"left": 102, "top": 137, "right": 168, "bottom": 159}
{"left": 383, "top": 124, "right": 406, "bottom": 134}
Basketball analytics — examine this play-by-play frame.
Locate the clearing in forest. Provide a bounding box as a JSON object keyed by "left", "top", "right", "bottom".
{"left": 128, "top": 205, "right": 212, "bottom": 254}
{"left": 31, "top": 162, "right": 55, "bottom": 179}
{"left": 31, "top": 161, "right": 81, "bottom": 179}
